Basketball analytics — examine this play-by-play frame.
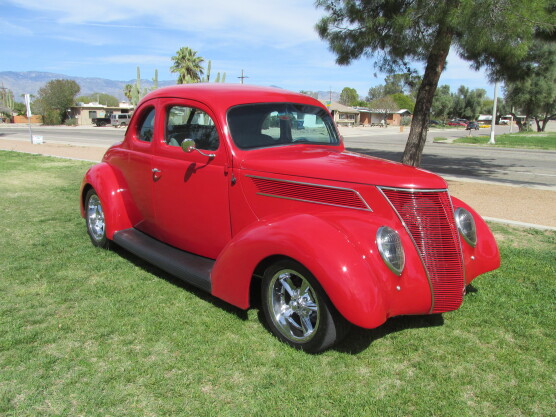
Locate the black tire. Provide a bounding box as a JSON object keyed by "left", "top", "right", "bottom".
{"left": 261, "top": 259, "right": 350, "bottom": 353}
{"left": 84, "top": 189, "right": 110, "bottom": 249}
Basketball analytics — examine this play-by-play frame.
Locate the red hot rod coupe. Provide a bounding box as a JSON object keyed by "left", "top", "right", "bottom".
{"left": 81, "top": 84, "right": 500, "bottom": 352}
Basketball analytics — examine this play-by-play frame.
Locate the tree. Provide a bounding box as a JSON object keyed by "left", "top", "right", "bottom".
{"left": 0, "top": 86, "right": 15, "bottom": 116}
{"left": 451, "top": 86, "right": 487, "bottom": 120}
{"left": 390, "top": 93, "right": 415, "bottom": 113}
{"left": 366, "top": 85, "right": 384, "bottom": 102}
{"left": 171, "top": 47, "right": 205, "bottom": 84}
{"left": 123, "top": 84, "right": 133, "bottom": 102}
{"left": 34, "top": 79, "right": 80, "bottom": 124}
{"left": 431, "top": 85, "right": 453, "bottom": 121}
{"left": 504, "top": 41, "right": 556, "bottom": 131}
{"left": 76, "top": 93, "right": 119, "bottom": 107}
{"left": 316, "top": 0, "right": 554, "bottom": 166}
{"left": 339, "top": 87, "right": 360, "bottom": 106}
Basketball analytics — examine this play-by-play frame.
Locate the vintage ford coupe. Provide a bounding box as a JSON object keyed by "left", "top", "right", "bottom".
{"left": 81, "top": 84, "right": 500, "bottom": 352}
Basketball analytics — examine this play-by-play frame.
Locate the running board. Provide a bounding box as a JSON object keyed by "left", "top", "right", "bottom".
{"left": 113, "top": 228, "right": 213, "bottom": 293}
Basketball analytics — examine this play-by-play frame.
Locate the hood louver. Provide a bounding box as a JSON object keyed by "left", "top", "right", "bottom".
{"left": 248, "top": 175, "right": 371, "bottom": 211}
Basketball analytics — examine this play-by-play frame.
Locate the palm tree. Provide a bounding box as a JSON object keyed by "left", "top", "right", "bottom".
{"left": 123, "top": 84, "right": 133, "bottom": 102}
{"left": 170, "top": 47, "right": 205, "bottom": 84}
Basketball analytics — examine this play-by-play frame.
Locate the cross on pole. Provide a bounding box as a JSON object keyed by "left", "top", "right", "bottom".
{"left": 238, "top": 69, "right": 249, "bottom": 84}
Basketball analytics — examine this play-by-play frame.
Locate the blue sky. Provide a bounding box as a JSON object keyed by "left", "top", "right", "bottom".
{"left": 1, "top": 0, "right": 496, "bottom": 98}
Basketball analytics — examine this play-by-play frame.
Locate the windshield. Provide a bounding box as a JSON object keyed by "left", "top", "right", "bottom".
{"left": 227, "top": 103, "right": 340, "bottom": 149}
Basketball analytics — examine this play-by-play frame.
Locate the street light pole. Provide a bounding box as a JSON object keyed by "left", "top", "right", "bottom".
{"left": 488, "top": 81, "right": 498, "bottom": 144}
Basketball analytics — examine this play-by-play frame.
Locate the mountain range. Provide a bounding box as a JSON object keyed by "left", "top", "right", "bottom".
{"left": 0, "top": 71, "right": 340, "bottom": 103}
{"left": 0, "top": 71, "right": 174, "bottom": 102}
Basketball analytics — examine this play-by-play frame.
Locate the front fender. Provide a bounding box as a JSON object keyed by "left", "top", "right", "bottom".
{"left": 211, "top": 212, "right": 430, "bottom": 329}
{"left": 80, "top": 163, "right": 132, "bottom": 239}
{"left": 451, "top": 197, "right": 500, "bottom": 284}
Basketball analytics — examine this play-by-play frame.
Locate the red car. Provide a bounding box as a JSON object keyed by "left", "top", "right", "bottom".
{"left": 447, "top": 120, "right": 467, "bottom": 127}
{"left": 81, "top": 85, "right": 500, "bottom": 352}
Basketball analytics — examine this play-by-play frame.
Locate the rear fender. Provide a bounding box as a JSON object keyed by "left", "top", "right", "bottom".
{"left": 80, "top": 163, "right": 132, "bottom": 239}
{"left": 212, "top": 213, "right": 400, "bottom": 329}
{"left": 451, "top": 197, "right": 500, "bottom": 284}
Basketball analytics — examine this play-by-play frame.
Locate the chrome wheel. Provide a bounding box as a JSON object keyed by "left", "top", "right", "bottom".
{"left": 268, "top": 268, "right": 320, "bottom": 343}
{"left": 87, "top": 193, "right": 105, "bottom": 243}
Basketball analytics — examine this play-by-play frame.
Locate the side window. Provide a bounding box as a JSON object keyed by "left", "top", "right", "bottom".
{"left": 261, "top": 111, "right": 282, "bottom": 141}
{"left": 165, "top": 106, "right": 219, "bottom": 151}
{"left": 290, "top": 113, "right": 333, "bottom": 143}
{"left": 137, "top": 108, "right": 155, "bottom": 142}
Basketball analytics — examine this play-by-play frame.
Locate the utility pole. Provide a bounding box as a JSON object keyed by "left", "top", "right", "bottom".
{"left": 510, "top": 106, "right": 514, "bottom": 133}
{"left": 24, "top": 94, "right": 33, "bottom": 143}
{"left": 238, "top": 70, "right": 249, "bottom": 84}
{"left": 488, "top": 81, "right": 498, "bottom": 144}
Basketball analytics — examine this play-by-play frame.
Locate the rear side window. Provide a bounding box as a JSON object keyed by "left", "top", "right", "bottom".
{"left": 137, "top": 108, "right": 155, "bottom": 142}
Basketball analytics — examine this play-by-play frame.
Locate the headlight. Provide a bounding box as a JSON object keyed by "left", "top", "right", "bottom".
{"left": 455, "top": 207, "right": 477, "bottom": 247}
{"left": 376, "top": 226, "right": 405, "bottom": 276}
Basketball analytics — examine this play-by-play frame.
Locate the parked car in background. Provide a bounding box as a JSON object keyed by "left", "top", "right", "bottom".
{"left": 428, "top": 120, "right": 441, "bottom": 126}
{"left": 466, "top": 121, "right": 480, "bottom": 130}
{"left": 92, "top": 111, "right": 112, "bottom": 127}
{"left": 448, "top": 120, "right": 467, "bottom": 127}
{"left": 81, "top": 84, "right": 500, "bottom": 353}
{"left": 110, "top": 113, "right": 132, "bottom": 127}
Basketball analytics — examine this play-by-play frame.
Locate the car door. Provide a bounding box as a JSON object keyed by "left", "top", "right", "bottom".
{"left": 151, "top": 99, "right": 231, "bottom": 259}
{"left": 116, "top": 103, "right": 161, "bottom": 239}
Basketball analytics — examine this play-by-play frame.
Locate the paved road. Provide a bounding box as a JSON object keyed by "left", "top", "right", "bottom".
{"left": 341, "top": 126, "right": 556, "bottom": 188}
{"left": 0, "top": 125, "right": 125, "bottom": 148}
{"left": 1, "top": 124, "right": 555, "bottom": 188}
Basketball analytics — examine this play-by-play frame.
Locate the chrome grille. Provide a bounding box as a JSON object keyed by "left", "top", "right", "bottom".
{"left": 380, "top": 188, "right": 464, "bottom": 313}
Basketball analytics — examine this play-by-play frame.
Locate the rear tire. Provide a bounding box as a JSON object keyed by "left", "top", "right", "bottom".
{"left": 85, "top": 189, "right": 110, "bottom": 249}
{"left": 261, "top": 259, "right": 350, "bottom": 353}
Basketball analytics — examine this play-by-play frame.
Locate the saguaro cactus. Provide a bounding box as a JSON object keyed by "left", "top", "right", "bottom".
{"left": 130, "top": 66, "right": 149, "bottom": 106}
{"left": 152, "top": 69, "right": 159, "bottom": 90}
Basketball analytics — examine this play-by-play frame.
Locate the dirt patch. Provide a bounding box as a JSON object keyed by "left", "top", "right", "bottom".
{"left": 0, "top": 139, "right": 106, "bottom": 162}
{"left": 447, "top": 181, "right": 556, "bottom": 227}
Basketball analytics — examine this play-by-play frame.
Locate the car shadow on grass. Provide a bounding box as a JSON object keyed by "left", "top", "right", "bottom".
{"left": 111, "top": 244, "right": 250, "bottom": 321}
{"left": 333, "top": 314, "right": 445, "bottom": 354}
{"left": 109, "top": 244, "right": 475, "bottom": 355}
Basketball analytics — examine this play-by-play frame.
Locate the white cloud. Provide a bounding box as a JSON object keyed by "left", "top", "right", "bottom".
{"left": 9, "top": 0, "right": 324, "bottom": 45}
{"left": 0, "top": 17, "right": 33, "bottom": 35}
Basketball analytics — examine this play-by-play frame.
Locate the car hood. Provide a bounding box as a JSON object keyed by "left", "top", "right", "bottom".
{"left": 238, "top": 146, "right": 447, "bottom": 189}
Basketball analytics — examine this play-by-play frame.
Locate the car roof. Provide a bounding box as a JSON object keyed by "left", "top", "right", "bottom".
{"left": 138, "top": 84, "right": 324, "bottom": 113}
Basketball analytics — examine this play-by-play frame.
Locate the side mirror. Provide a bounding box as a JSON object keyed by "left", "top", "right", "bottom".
{"left": 181, "top": 139, "right": 196, "bottom": 153}
{"left": 180, "top": 139, "right": 216, "bottom": 159}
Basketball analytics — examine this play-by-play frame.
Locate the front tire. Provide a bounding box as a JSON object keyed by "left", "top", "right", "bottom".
{"left": 85, "top": 189, "right": 109, "bottom": 248}
{"left": 261, "top": 259, "right": 350, "bottom": 353}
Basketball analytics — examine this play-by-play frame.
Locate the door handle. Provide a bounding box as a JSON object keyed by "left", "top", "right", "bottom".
{"left": 152, "top": 168, "right": 162, "bottom": 181}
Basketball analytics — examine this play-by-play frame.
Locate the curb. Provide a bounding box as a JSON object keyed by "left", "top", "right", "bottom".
{"left": 483, "top": 217, "right": 556, "bottom": 231}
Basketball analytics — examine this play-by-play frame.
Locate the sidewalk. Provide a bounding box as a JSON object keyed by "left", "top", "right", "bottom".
{"left": 1, "top": 138, "right": 555, "bottom": 230}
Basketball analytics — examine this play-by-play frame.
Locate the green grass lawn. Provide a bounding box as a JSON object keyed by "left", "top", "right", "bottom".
{"left": 450, "top": 131, "right": 556, "bottom": 150}
{"left": 1, "top": 151, "right": 555, "bottom": 416}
